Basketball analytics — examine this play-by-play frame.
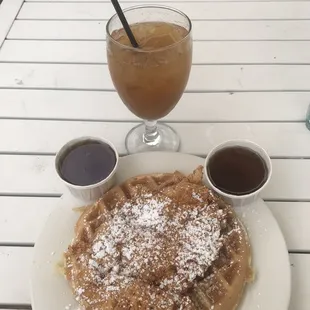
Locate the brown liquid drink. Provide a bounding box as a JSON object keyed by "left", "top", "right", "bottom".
{"left": 107, "top": 22, "right": 192, "bottom": 120}
{"left": 106, "top": 6, "right": 192, "bottom": 154}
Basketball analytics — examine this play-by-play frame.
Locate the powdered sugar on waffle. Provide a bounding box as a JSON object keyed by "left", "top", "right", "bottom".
{"left": 176, "top": 215, "right": 222, "bottom": 282}
{"left": 64, "top": 167, "right": 251, "bottom": 309}
{"left": 89, "top": 195, "right": 172, "bottom": 288}
{"left": 77, "top": 192, "right": 227, "bottom": 307}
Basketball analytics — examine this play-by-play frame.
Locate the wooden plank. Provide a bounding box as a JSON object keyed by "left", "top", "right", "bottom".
{"left": 0, "top": 247, "right": 32, "bottom": 305}
{"left": 290, "top": 254, "right": 310, "bottom": 310}
{"left": 0, "top": 89, "right": 308, "bottom": 122}
{"left": 17, "top": 2, "right": 310, "bottom": 20}
{"left": 1, "top": 63, "right": 310, "bottom": 92}
{"left": 0, "top": 247, "right": 306, "bottom": 308}
{"left": 0, "top": 197, "right": 58, "bottom": 244}
{"left": 3, "top": 40, "right": 310, "bottom": 64}
{"left": 268, "top": 202, "right": 310, "bottom": 252}
{"left": 1, "top": 197, "right": 309, "bottom": 253}
{"left": 1, "top": 120, "right": 310, "bottom": 156}
{"left": 1, "top": 120, "right": 310, "bottom": 158}
{"left": 8, "top": 20, "right": 310, "bottom": 41}
{"left": 0, "top": 155, "right": 309, "bottom": 200}
{"left": 0, "top": 0, "right": 24, "bottom": 47}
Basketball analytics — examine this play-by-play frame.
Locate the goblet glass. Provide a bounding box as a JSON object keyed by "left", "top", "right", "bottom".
{"left": 106, "top": 5, "right": 192, "bottom": 153}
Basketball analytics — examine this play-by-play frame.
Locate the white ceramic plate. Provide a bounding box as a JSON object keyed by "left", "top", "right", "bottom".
{"left": 31, "top": 152, "right": 291, "bottom": 310}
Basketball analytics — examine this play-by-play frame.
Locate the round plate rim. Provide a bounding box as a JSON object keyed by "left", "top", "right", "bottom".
{"left": 30, "top": 151, "right": 291, "bottom": 310}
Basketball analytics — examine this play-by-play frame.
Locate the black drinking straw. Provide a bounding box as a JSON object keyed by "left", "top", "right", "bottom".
{"left": 111, "top": 0, "right": 139, "bottom": 48}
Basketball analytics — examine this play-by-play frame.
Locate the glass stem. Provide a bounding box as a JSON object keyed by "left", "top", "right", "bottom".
{"left": 143, "top": 120, "right": 161, "bottom": 146}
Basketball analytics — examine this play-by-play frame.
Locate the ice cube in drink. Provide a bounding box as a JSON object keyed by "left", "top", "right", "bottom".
{"left": 112, "top": 22, "right": 188, "bottom": 51}
{"left": 107, "top": 22, "right": 192, "bottom": 120}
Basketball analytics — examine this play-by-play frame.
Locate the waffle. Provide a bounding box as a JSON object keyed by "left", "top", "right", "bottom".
{"left": 64, "top": 166, "right": 252, "bottom": 310}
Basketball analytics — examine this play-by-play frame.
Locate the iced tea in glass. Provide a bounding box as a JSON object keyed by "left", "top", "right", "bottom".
{"left": 107, "top": 6, "right": 192, "bottom": 153}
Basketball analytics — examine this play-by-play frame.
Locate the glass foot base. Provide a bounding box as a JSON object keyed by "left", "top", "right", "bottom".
{"left": 125, "top": 122, "right": 180, "bottom": 154}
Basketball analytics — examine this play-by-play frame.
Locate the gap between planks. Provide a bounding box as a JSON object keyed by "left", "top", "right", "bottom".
{"left": 24, "top": 0, "right": 310, "bottom": 2}
{"left": 7, "top": 39, "right": 310, "bottom": 42}
{"left": 0, "top": 117, "right": 304, "bottom": 124}
{"left": 0, "top": 242, "right": 308, "bottom": 255}
{"left": 1, "top": 88, "right": 310, "bottom": 93}
{"left": 0, "top": 152, "right": 310, "bottom": 160}
{"left": 15, "top": 18, "right": 310, "bottom": 21}
{"left": 0, "top": 306, "right": 31, "bottom": 310}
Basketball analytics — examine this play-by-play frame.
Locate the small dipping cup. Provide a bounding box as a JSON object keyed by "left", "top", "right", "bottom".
{"left": 55, "top": 136, "right": 119, "bottom": 202}
{"left": 204, "top": 140, "right": 272, "bottom": 207}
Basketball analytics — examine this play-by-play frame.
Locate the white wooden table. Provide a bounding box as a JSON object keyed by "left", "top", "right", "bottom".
{"left": 0, "top": 0, "right": 310, "bottom": 309}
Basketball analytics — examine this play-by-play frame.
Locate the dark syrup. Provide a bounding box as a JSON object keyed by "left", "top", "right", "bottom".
{"left": 60, "top": 141, "right": 116, "bottom": 186}
{"left": 207, "top": 146, "right": 268, "bottom": 195}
